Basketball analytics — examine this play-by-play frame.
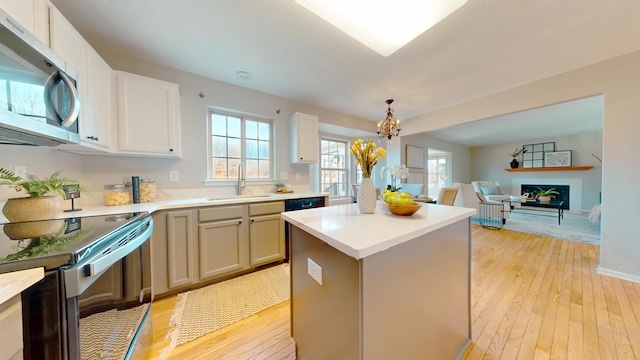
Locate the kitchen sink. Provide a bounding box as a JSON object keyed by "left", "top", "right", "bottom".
{"left": 207, "top": 194, "right": 275, "bottom": 201}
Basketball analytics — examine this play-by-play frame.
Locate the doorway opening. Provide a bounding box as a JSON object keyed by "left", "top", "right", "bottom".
{"left": 427, "top": 149, "right": 451, "bottom": 199}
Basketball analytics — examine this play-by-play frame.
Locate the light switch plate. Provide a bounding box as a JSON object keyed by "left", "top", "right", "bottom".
{"left": 307, "top": 257, "right": 322, "bottom": 285}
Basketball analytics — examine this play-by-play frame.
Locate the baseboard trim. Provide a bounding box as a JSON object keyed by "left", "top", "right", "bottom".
{"left": 596, "top": 265, "right": 640, "bottom": 284}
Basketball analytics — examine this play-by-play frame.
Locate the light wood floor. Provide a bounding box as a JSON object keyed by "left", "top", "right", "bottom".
{"left": 136, "top": 225, "right": 640, "bottom": 359}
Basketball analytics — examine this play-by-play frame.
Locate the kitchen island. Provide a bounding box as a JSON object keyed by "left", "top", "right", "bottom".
{"left": 281, "top": 202, "right": 476, "bottom": 359}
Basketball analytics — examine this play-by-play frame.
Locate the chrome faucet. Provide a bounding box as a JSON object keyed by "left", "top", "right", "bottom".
{"left": 237, "top": 162, "right": 246, "bottom": 195}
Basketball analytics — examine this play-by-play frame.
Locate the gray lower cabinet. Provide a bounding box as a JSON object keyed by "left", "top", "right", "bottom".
{"left": 151, "top": 201, "right": 285, "bottom": 297}
{"left": 249, "top": 202, "right": 285, "bottom": 267}
{"left": 198, "top": 205, "right": 248, "bottom": 280}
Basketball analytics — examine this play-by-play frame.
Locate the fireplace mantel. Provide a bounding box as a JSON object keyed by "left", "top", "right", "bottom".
{"left": 505, "top": 166, "right": 594, "bottom": 172}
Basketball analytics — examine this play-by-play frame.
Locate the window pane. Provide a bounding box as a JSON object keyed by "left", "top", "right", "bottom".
{"left": 212, "top": 158, "right": 227, "bottom": 178}
{"left": 245, "top": 159, "right": 258, "bottom": 178}
{"left": 228, "top": 137, "right": 241, "bottom": 158}
{"left": 228, "top": 159, "right": 241, "bottom": 178}
{"left": 246, "top": 139, "right": 258, "bottom": 158}
{"left": 228, "top": 116, "right": 241, "bottom": 138}
{"left": 212, "top": 136, "right": 226, "bottom": 157}
{"left": 246, "top": 120, "right": 258, "bottom": 139}
{"left": 209, "top": 111, "right": 272, "bottom": 180}
{"left": 211, "top": 114, "right": 227, "bottom": 136}
{"left": 258, "top": 140, "right": 269, "bottom": 159}
{"left": 258, "top": 159, "right": 270, "bottom": 178}
{"left": 258, "top": 122, "right": 269, "bottom": 140}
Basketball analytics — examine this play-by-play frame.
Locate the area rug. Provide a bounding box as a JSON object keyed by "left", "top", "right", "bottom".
{"left": 159, "top": 264, "right": 290, "bottom": 359}
{"left": 473, "top": 211, "right": 601, "bottom": 245}
{"left": 79, "top": 303, "right": 149, "bottom": 360}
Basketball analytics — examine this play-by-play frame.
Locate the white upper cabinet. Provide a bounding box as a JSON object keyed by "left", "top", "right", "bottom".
{"left": 115, "top": 71, "right": 181, "bottom": 158}
{"left": 49, "top": 6, "right": 114, "bottom": 154}
{"left": 0, "top": 0, "right": 49, "bottom": 45}
{"left": 290, "top": 112, "right": 319, "bottom": 163}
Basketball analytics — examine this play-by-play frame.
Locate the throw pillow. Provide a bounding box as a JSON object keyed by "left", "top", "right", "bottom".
{"left": 476, "top": 191, "right": 488, "bottom": 202}
{"left": 480, "top": 185, "right": 502, "bottom": 195}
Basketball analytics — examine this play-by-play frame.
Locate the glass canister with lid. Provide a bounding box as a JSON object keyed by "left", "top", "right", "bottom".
{"left": 103, "top": 184, "right": 132, "bottom": 206}
{"left": 139, "top": 178, "right": 157, "bottom": 203}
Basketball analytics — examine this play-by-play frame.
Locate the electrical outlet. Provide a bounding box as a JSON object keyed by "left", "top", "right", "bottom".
{"left": 307, "top": 257, "right": 322, "bottom": 285}
{"left": 280, "top": 171, "right": 288, "bottom": 180}
{"left": 14, "top": 166, "right": 26, "bottom": 178}
{"left": 169, "top": 171, "right": 179, "bottom": 182}
{"left": 295, "top": 172, "right": 301, "bottom": 180}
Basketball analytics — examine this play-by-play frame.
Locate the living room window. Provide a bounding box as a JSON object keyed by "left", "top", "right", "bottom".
{"left": 320, "top": 139, "right": 348, "bottom": 197}
{"left": 209, "top": 110, "right": 272, "bottom": 180}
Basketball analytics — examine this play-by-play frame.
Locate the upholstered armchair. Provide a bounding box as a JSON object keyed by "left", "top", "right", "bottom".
{"left": 471, "top": 181, "right": 510, "bottom": 202}
{"left": 453, "top": 183, "right": 510, "bottom": 222}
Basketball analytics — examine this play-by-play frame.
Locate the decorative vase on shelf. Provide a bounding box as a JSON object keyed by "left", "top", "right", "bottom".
{"left": 357, "top": 177, "right": 377, "bottom": 214}
{"left": 510, "top": 159, "right": 519, "bottom": 169}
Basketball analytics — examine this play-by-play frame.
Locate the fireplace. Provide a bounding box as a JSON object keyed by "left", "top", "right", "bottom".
{"left": 512, "top": 178, "right": 582, "bottom": 213}
{"left": 521, "top": 184, "right": 570, "bottom": 210}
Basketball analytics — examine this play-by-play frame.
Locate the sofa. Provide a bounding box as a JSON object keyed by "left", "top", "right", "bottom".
{"left": 471, "top": 181, "right": 510, "bottom": 202}
{"left": 400, "top": 183, "right": 424, "bottom": 197}
{"left": 453, "top": 183, "right": 510, "bottom": 221}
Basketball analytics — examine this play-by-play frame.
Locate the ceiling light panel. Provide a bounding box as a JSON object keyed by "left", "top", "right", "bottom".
{"left": 295, "top": 0, "right": 467, "bottom": 56}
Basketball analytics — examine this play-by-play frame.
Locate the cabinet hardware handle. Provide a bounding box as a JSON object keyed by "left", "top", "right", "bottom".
{"left": 169, "top": 148, "right": 174, "bottom": 152}
{"left": 87, "top": 136, "right": 99, "bottom": 141}
{"left": 251, "top": 219, "right": 255, "bottom": 223}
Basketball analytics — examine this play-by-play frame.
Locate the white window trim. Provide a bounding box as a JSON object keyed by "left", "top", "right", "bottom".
{"left": 319, "top": 134, "right": 354, "bottom": 200}
{"left": 205, "top": 107, "right": 276, "bottom": 186}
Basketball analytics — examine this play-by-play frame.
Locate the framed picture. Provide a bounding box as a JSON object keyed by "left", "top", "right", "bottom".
{"left": 544, "top": 150, "right": 572, "bottom": 167}
{"left": 406, "top": 145, "right": 424, "bottom": 169}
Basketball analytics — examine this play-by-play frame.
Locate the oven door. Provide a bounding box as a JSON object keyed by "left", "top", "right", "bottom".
{"left": 64, "top": 217, "right": 153, "bottom": 360}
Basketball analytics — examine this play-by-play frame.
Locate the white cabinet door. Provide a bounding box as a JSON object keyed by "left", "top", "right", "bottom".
{"left": 82, "top": 46, "right": 113, "bottom": 151}
{"left": 50, "top": 6, "right": 114, "bottom": 154}
{"left": 290, "top": 112, "right": 319, "bottom": 163}
{"left": 0, "top": 0, "right": 49, "bottom": 45}
{"left": 115, "top": 71, "right": 181, "bottom": 158}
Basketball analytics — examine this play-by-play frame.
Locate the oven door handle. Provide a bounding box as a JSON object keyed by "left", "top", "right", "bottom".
{"left": 64, "top": 220, "right": 153, "bottom": 298}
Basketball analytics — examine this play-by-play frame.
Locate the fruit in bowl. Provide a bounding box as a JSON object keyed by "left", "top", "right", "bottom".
{"left": 381, "top": 190, "right": 422, "bottom": 216}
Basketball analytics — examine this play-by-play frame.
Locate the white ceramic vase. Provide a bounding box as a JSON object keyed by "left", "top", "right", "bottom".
{"left": 357, "top": 177, "right": 377, "bottom": 214}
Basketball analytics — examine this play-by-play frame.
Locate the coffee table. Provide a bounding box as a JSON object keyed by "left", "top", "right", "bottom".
{"left": 502, "top": 199, "right": 564, "bottom": 225}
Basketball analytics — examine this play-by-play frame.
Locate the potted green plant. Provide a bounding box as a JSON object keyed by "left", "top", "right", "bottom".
{"left": 0, "top": 167, "right": 85, "bottom": 222}
{"left": 535, "top": 187, "right": 559, "bottom": 203}
{"left": 274, "top": 182, "right": 286, "bottom": 192}
{"left": 509, "top": 146, "right": 528, "bottom": 168}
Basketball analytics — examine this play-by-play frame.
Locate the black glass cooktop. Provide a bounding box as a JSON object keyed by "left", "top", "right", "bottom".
{"left": 0, "top": 212, "right": 148, "bottom": 274}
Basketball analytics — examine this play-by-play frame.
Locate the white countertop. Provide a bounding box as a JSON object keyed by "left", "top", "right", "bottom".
{"left": 0, "top": 192, "right": 327, "bottom": 223}
{"left": 0, "top": 267, "right": 43, "bottom": 305}
{"left": 281, "top": 202, "right": 476, "bottom": 260}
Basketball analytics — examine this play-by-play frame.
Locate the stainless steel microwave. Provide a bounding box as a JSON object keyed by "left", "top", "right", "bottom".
{"left": 0, "top": 8, "right": 81, "bottom": 146}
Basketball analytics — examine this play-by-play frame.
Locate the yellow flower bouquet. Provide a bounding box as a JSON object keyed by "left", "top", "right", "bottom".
{"left": 350, "top": 137, "right": 387, "bottom": 178}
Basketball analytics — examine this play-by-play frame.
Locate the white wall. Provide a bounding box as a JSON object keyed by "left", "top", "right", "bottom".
{"left": 402, "top": 49, "right": 640, "bottom": 282}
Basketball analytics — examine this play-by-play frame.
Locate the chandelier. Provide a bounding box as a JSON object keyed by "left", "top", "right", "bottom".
{"left": 377, "top": 99, "right": 401, "bottom": 140}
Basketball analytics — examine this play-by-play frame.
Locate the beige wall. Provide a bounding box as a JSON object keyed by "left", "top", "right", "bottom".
{"left": 0, "top": 49, "right": 376, "bottom": 204}
{"left": 402, "top": 49, "right": 640, "bottom": 281}
{"left": 471, "top": 130, "right": 603, "bottom": 211}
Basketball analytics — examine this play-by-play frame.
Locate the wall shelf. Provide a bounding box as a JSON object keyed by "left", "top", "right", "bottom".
{"left": 505, "top": 166, "right": 594, "bottom": 172}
